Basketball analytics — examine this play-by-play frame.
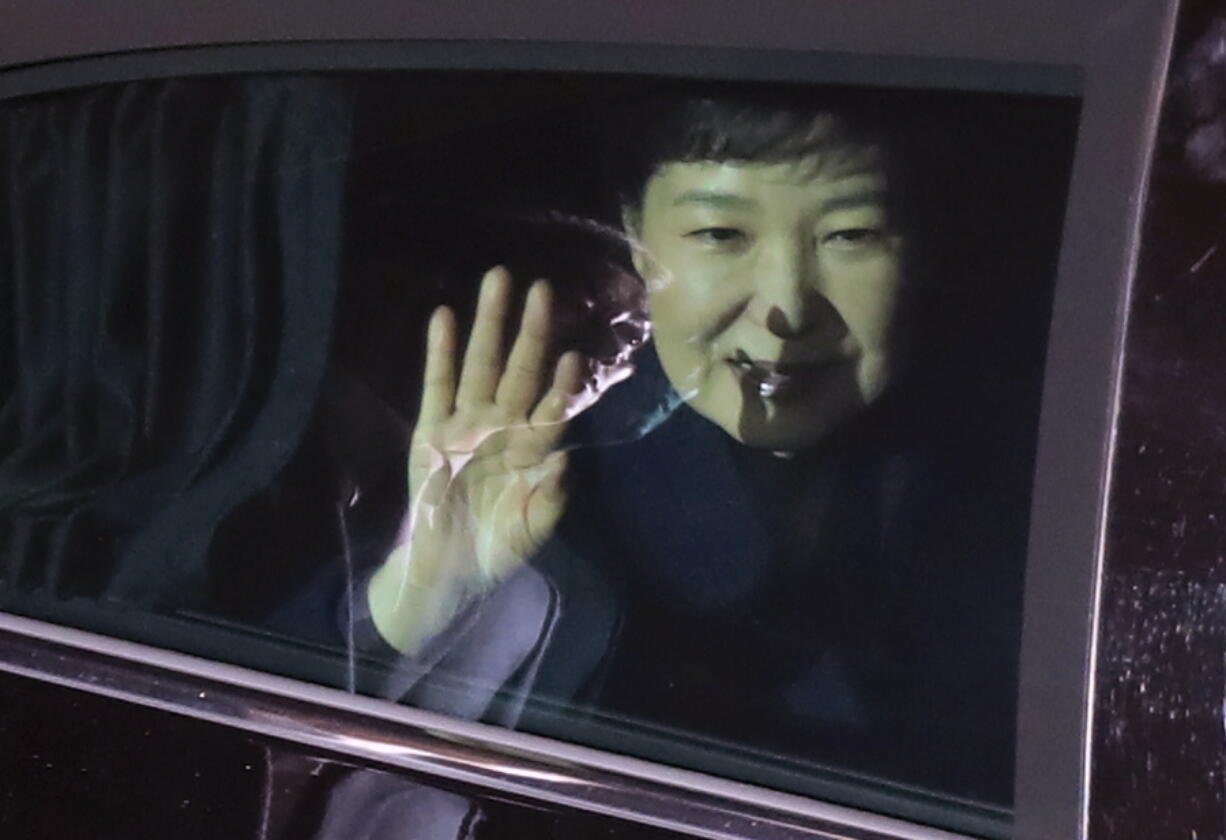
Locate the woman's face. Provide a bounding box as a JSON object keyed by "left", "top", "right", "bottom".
{"left": 627, "top": 148, "right": 906, "bottom": 450}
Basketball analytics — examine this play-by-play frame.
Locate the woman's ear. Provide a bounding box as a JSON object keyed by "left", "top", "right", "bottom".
{"left": 621, "top": 204, "right": 649, "bottom": 278}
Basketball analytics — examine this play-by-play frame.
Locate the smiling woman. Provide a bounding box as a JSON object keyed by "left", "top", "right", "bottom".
{"left": 611, "top": 98, "right": 919, "bottom": 452}
{"left": 629, "top": 152, "right": 904, "bottom": 450}
{"left": 324, "top": 87, "right": 1075, "bottom": 821}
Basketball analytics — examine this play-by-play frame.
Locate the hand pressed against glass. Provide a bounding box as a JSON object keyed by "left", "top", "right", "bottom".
{"left": 368, "top": 267, "right": 585, "bottom": 654}
{"left": 627, "top": 151, "right": 905, "bottom": 451}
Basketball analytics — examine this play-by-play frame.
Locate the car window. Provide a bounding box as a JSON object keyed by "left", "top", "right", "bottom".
{"left": 0, "top": 71, "right": 1080, "bottom": 837}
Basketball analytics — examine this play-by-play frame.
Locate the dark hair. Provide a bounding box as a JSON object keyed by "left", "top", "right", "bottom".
{"left": 600, "top": 91, "right": 914, "bottom": 210}
{"left": 590, "top": 91, "right": 933, "bottom": 259}
{"left": 590, "top": 87, "right": 968, "bottom": 368}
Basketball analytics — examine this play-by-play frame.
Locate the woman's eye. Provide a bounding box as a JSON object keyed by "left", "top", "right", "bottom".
{"left": 823, "top": 228, "right": 885, "bottom": 250}
{"left": 685, "top": 227, "right": 748, "bottom": 248}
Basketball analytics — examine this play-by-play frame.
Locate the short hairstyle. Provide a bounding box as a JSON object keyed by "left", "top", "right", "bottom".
{"left": 597, "top": 90, "right": 924, "bottom": 233}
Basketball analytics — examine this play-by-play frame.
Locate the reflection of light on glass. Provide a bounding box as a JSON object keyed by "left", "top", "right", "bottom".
{"left": 627, "top": 387, "right": 696, "bottom": 441}
{"left": 337, "top": 500, "right": 357, "bottom": 694}
{"left": 257, "top": 745, "right": 275, "bottom": 839}
{"left": 503, "top": 214, "right": 692, "bottom": 443}
{"left": 757, "top": 370, "right": 789, "bottom": 399}
{"left": 562, "top": 271, "right": 652, "bottom": 420}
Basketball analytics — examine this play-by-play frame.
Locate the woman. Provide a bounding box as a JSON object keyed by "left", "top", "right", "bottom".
{"left": 343, "top": 95, "right": 1023, "bottom": 802}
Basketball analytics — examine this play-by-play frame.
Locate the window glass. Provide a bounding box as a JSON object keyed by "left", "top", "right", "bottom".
{"left": 0, "top": 71, "right": 1080, "bottom": 836}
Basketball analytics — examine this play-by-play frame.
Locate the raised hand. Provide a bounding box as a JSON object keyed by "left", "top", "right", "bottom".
{"left": 367, "top": 267, "right": 586, "bottom": 654}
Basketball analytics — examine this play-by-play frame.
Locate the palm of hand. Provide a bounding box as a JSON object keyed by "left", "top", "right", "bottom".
{"left": 399, "top": 267, "right": 583, "bottom": 592}
{"left": 407, "top": 404, "right": 568, "bottom": 588}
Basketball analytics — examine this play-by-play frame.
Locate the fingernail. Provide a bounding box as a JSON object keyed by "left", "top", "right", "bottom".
{"left": 429, "top": 307, "right": 445, "bottom": 344}
{"left": 527, "top": 279, "right": 546, "bottom": 308}
{"left": 479, "top": 267, "right": 505, "bottom": 303}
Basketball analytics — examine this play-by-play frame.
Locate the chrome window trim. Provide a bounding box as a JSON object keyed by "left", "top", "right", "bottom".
{"left": 0, "top": 612, "right": 974, "bottom": 840}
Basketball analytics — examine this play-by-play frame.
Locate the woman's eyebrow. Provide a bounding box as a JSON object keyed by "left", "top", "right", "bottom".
{"left": 670, "top": 190, "right": 759, "bottom": 210}
{"left": 819, "top": 189, "right": 887, "bottom": 214}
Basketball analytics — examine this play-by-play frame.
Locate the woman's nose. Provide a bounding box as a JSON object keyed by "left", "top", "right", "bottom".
{"left": 750, "top": 241, "right": 822, "bottom": 338}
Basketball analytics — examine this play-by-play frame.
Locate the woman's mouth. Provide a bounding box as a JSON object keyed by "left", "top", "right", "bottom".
{"left": 726, "top": 357, "right": 839, "bottom": 399}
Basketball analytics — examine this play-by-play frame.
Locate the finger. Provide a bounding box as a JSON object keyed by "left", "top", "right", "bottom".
{"left": 417, "top": 306, "right": 458, "bottom": 425}
{"left": 530, "top": 351, "right": 586, "bottom": 428}
{"left": 524, "top": 451, "right": 569, "bottom": 548}
{"left": 536, "top": 450, "right": 569, "bottom": 506}
{"left": 507, "top": 352, "right": 585, "bottom": 468}
{"left": 495, "top": 280, "right": 552, "bottom": 415}
{"left": 456, "top": 266, "right": 512, "bottom": 408}
{"left": 503, "top": 450, "right": 568, "bottom": 559}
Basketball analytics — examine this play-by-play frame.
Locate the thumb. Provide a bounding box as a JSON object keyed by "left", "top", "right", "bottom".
{"left": 525, "top": 450, "right": 569, "bottom": 547}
